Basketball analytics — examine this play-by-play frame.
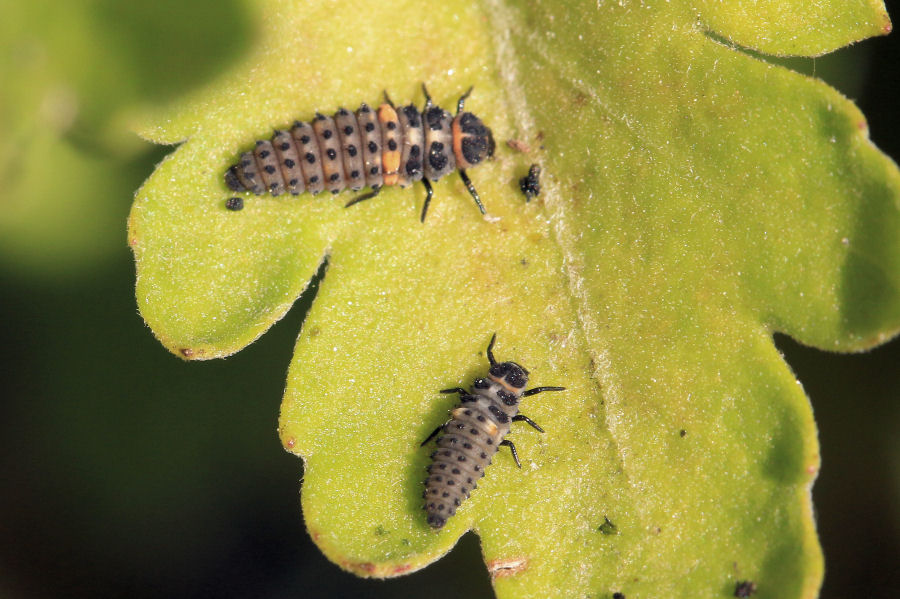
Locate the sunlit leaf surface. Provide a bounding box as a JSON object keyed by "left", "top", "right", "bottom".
{"left": 129, "top": 0, "right": 900, "bottom": 596}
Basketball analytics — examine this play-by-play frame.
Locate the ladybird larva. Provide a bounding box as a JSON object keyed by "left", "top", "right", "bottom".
{"left": 225, "top": 85, "right": 495, "bottom": 222}
{"left": 420, "top": 334, "right": 566, "bottom": 529}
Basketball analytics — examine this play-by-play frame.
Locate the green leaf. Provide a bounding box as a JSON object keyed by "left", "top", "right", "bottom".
{"left": 0, "top": 0, "right": 248, "bottom": 277}
{"left": 129, "top": 0, "right": 900, "bottom": 597}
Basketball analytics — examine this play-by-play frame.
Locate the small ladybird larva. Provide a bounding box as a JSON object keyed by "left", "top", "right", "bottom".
{"left": 419, "top": 334, "right": 566, "bottom": 529}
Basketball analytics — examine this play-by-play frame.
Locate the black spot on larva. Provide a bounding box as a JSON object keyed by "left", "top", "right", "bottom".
{"left": 497, "top": 389, "right": 517, "bottom": 406}
{"left": 406, "top": 160, "right": 421, "bottom": 176}
{"left": 429, "top": 150, "right": 448, "bottom": 171}
{"left": 442, "top": 491, "right": 449, "bottom": 498}
{"left": 343, "top": 125, "right": 353, "bottom": 135}
{"left": 331, "top": 189, "right": 339, "bottom": 194}
{"left": 241, "top": 159, "right": 252, "bottom": 168}
{"left": 425, "top": 106, "right": 445, "bottom": 129}
{"left": 476, "top": 414, "right": 485, "bottom": 422}
{"left": 259, "top": 149, "right": 270, "bottom": 158}
{"left": 474, "top": 378, "right": 489, "bottom": 389}
{"left": 279, "top": 141, "right": 290, "bottom": 151}
{"left": 329, "top": 173, "right": 340, "bottom": 182}
{"left": 479, "top": 452, "right": 487, "bottom": 459}
{"left": 264, "top": 165, "right": 276, "bottom": 174}
{"left": 456, "top": 456, "right": 466, "bottom": 462}
{"left": 360, "top": 104, "right": 371, "bottom": 113}
{"left": 488, "top": 405, "right": 509, "bottom": 423}
{"left": 613, "top": 594, "right": 625, "bottom": 599}
{"left": 410, "top": 145, "right": 420, "bottom": 157}
{"left": 289, "top": 178, "right": 298, "bottom": 186}
{"left": 370, "top": 166, "right": 379, "bottom": 175}
{"left": 348, "top": 145, "right": 358, "bottom": 157}
{"left": 469, "top": 428, "right": 478, "bottom": 435}
{"left": 269, "top": 183, "right": 279, "bottom": 192}
{"left": 255, "top": 140, "right": 264, "bottom": 146}
{"left": 462, "top": 136, "right": 489, "bottom": 165}
{"left": 225, "top": 197, "right": 243, "bottom": 211}
{"left": 451, "top": 468, "right": 460, "bottom": 475}
{"left": 365, "top": 122, "right": 375, "bottom": 132}
{"left": 368, "top": 141, "right": 377, "bottom": 153}
{"left": 734, "top": 581, "right": 757, "bottom": 598}
{"left": 338, "top": 107, "right": 349, "bottom": 115}
{"left": 326, "top": 148, "right": 337, "bottom": 160}
{"left": 315, "top": 113, "right": 326, "bottom": 121}
{"left": 323, "top": 129, "right": 333, "bottom": 140}
{"left": 387, "top": 121, "right": 397, "bottom": 130}
{"left": 284, "top": 158, "right": 295, "bottom": 168}
{"left": 351, "top": 170, "right": 360, "bottom": 178}
{"left": 462, "top": 442, "right": 472, "bottom": 450}
{"left": 300, "top": 134, "right": 311, "bottom": 144}
{"left": 309, "top": 175, "right": 319, "bottom": 183}
{"left": 305, "top": 153, "right": 316, "bottom": 164}
{"left": 388, "top": 139, "right": 398, "bottom": 151}
{"left": 459, "top": 112, "right": 488, "bottom": 135}
{"left": 486, "top": 438, "right": 493, "bottom": 445}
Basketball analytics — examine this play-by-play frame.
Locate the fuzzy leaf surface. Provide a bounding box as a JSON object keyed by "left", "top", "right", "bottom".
{"left": 129, "top": 0, "right": 900, "bottom": 596}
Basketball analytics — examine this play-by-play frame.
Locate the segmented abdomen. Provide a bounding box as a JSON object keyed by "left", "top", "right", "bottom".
{"left": 423, "top": 398, "right": 509, "bottom": 528}
{"left": 225, "top": 99, "right": 458, "bottom": 198}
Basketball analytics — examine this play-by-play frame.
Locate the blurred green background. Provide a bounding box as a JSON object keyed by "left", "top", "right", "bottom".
{"left": 1, "top": 1, "right": 897, "bottom": 597}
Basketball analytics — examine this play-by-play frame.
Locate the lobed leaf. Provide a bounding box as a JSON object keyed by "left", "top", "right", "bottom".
{"left": 130, "top": 0, "right": 900, "bottom": 596}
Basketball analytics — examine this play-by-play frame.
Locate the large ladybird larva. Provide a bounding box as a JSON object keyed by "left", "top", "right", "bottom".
{"left": 225, "top": 85, "right": 495, "bottom": 222}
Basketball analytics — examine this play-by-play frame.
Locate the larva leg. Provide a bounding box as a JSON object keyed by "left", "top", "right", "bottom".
{"left": 420, "top": 425, "right": 444, "bottom": 447}
{"left": 456, "top": 86, "right": 473, "bottom": 114}
{"left": 345, "top": 185, "right": 382, "bottom": 208}
{"left": 512, "top": 414, "right": 544, "bottom": 433}
{"left": 420, "top": 178, "right": 434, "bottom": 222}
{"left": 458, "top": 169, "right": 486, "bottom": 215}
{"left": 499, "top": 439, "right": 521, "bottom": 468}
{"left": 521, "top": 386, "right": 567, "bottom": 397}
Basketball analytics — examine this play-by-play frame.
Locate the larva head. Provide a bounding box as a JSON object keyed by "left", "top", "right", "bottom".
{"left": 452, "top": 112, "right": 495, "bottom": 169}
{"left": 488, "top": 361, "right": 529, "bottom": 399}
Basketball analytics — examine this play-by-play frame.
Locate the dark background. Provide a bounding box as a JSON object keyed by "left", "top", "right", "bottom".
{"left": 1, "top": 2, "right": 898, "bottom": 597}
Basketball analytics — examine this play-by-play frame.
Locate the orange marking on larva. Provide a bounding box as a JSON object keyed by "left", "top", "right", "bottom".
{"left": 485, "top": 421, "right": 498, "bottom": 436}
{"left": 452, "top": 116, "right": 465, "bottom": 168}
{"left": 487, "top": 556, "right": 528, "bottom": 579}
{"left": 377, "top": 103, "right": 400, "bottom": 185}
{"left": 488, "top": 373, "right": 519, "bottom": 394}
